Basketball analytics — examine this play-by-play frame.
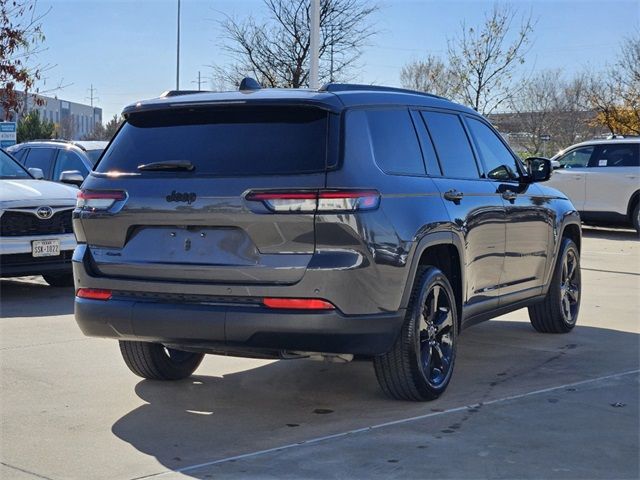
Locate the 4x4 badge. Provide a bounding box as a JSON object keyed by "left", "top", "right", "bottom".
{"left": 166, "top": 191, "right": 197, "bottom": 205}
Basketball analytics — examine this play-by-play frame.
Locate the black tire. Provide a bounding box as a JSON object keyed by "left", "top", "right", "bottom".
{"left": 528, "top": 238, "right": 581, "bottom": 333}
{"left": 42, "top": 272, "right": 74, "bottom": 287}
{"left": 119, "top": 341, "right": 204, "bottom": 380}
{"left": 374, "top": 266, "right": 458, "bottom": 401}
{"left": 632, "top": 202, "right": 639, "bottom": 235}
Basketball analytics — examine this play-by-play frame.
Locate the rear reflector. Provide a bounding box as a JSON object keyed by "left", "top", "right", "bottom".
{"left": 77, "top": 190, "right": 126, "bottom": 211}
{"left": 263, "top": 297, "right": 335, "bottom": 310}
{"left": 246, "top": 189, "right": 380, "bottom": 213}
{"left": 76, "top": 288, "right": 112, "bottom": 301}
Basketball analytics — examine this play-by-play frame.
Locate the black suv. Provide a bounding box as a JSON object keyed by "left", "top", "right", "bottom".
{"left": 73, "top": 82, "right": 581, "bottom": 401}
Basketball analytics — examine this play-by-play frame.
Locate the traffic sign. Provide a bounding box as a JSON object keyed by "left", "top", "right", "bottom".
{"left": 0, "top": 122, "right": 17, "bottom": 149}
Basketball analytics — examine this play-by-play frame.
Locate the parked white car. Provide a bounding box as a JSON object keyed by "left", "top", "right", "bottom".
{"left": 0, "top": 148, "right": 77, "bottom": 286}
{"left": 545, "top": 138, "right": 640, "bottom": 233}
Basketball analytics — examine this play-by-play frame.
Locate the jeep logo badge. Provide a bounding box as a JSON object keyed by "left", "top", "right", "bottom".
{"left": 36, "top": 206, "right": 53, "bottom": 219}
{"left": 166, "top": 191, "right": 197, "bottom": 205}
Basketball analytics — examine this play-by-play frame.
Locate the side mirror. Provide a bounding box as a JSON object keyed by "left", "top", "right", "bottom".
{"left": 550, "top": 160, "right": 561, "bottom": 170}
{"left": 28, "top": 167, "right": 44, "bottom": 179}
{"left": 59, "top": 170, "right": 85, "bottom": 187}
{"left": 525, "top": 157, "right": 552, "bottom": 182}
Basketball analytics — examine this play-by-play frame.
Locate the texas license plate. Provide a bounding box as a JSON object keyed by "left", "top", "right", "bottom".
{"left": 32, "top": 239, "right": 61, "bottom": 257}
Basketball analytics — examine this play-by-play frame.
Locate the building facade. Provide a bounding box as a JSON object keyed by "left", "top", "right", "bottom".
{"left": 0, "top": 90, "right": 102, "bottom": 140}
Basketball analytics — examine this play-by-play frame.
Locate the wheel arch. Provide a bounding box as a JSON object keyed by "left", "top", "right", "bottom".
{"left": 627, "top": 190, "right": 640, "bottom": 221}
{"left": 560, "top": 221, "right": 582, "bottom": 253}
{"left": 400, "top": 232, "right": 464, "bottom": 328}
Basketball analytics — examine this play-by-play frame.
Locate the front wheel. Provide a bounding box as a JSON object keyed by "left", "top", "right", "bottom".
{"left": 632, "top": 202, "right": 639, "bottom": 235}
{"left": 528, "top": 238, "right": 581, "bottom": 333}
{"left": 374, "top": 266, "right": 458, "bottom": 401}
{"left": 119, "top": 341, "right": 204, "bottom": 380}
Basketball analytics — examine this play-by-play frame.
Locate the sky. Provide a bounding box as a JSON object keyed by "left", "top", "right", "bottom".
{"left": 31, "top": 0, "right": 640, "bottom": 121}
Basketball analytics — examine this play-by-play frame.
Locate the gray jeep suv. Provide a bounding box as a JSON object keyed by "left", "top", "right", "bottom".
{"left": 73, "top": 82, "right": 582, "bottom": 401}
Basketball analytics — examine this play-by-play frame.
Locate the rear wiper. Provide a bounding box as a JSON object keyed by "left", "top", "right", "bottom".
{"left": 137, "top": 160, "right": 195, "bottom": 171}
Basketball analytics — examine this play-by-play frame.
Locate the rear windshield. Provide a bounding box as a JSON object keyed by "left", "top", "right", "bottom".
{"left": 96, "top": 107, "right": 328, "bottom": 176}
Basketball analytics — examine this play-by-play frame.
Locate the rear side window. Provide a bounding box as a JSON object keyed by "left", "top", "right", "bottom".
{"left": 97, "top": 107, "right": 328, "bottom": 176}
{"left": 24, "top": 148, "right": 55, "bottom": 178}
{"left": 365, "top": 109, "right": 425, "bottom": 175}
{"left": 421, "top": 111, "right": 479, "bottom": 179}
{"left": 589, "top": 143, "right": 639, "bottom": 167}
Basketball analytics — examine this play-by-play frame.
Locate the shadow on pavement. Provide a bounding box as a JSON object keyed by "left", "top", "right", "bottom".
{"left": 0, "top": 278, "right": 74, "bottom": 318}
{"left": 582, "top": 226, "right": 638, "bottom": 241}
{"left": 111, "top": 320, "right": 639, "bottom": 479}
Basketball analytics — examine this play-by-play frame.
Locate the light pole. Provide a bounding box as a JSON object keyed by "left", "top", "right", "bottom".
{"left": 176, "top": 0, "right": 181, "bottom": 90}
{"left": 309, "top": 0, "right": 320, "bottom": 89}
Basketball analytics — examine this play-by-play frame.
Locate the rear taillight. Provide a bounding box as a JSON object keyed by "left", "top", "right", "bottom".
{"left": 245, "top": 191, "right": 318, "bottom": 213}
{"left": 263, "top": 297, "right": 335, "bottom": 310}
{"left": 76, "top": 288, "right": 112, "bottom": 300}
{"left": 317, "top": 190, "right": 379, "bottom": 212}
{"left": 77, "top": 190, "right": 126, "bottom": 211}
{"left": 246, "top": 190, "right": 380, "bottom": 213}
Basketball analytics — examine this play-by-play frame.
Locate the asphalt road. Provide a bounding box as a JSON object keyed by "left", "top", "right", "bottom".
{"left": 1, "top": 227, "right": 638, "bottom": 480}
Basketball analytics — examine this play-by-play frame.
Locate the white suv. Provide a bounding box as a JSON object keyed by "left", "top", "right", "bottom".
{"left": 545, "top": 138, "right": 640, "bottom": 233}
{"left": 0, "top": 149, "right": 77, "bottom": 286}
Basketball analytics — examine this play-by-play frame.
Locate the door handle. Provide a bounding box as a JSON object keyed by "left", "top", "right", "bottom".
{"left": 502, "top": 190, "right": 517, "bottom": 202}
{"left": 443, "top": 189, "right": 464, "bottom": 204}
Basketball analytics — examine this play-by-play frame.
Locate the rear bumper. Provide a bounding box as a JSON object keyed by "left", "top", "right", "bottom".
{"left": 74, "top": 297, "right": 405, "bottom": 355}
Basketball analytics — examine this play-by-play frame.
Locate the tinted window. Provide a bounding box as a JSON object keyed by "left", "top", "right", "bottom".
{"left": 411, "top": 111, "right": 442, "bottom": 175}
{"left": 366, "top": 109, "right": 425, "bottom": 175}
{"left": 24, "top": 148, "right": 55, "bottom": 177}
{"left": 466, "top": 118, "right": 520, "bottom": 180}
{"left": 10, "top": 147, "right": 27, "bottom": 163}
{"left": 590, "top": 143, "right": 639, "bottom": 167}
{"left": 54, "top": 149, "right": 89, "bottom": 180}
{"left": 557, "top": 146, "right": 593, "bottom": 168}
{"left": 97, "top": 107, "right": 328, "bottom": 176}
{"left": 0, "top": 150, "right": 31, "bottom": 179}
{"left": 85, "top": 149, "right": 104, "bottom": 165}
{"left": 421, "top": 111, "right": 479, "bottom": 179}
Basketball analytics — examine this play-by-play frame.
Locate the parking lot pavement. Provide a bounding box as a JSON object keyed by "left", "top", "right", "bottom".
{"left": 1, "top": 228, "right": 638, "bottom": 480}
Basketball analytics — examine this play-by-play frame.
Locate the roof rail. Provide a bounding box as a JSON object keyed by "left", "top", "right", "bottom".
{"left": 320, "top": 83, "right": 447, "bottom": 100}
{"left": 159, "top": 90, "right": 207, "bottom": 98}
{"left": 22, "top": 139, "right": 89, "bottom": 150}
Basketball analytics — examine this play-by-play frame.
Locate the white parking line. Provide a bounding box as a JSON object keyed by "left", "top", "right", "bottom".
{"left": 133, "top": 369, "right": 640, "bottom": 479}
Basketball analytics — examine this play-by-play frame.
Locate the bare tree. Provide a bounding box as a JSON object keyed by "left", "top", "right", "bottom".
{"left": 0, "top": 0, "right": 51, "bottom": 120}
{"left": 399, "top": 54, "right": 459, "bottom": 98}
{"left": 507, "top": 70, "right": 594, "bottom": 155}
{"left": 508, "top": 70, "right": 561, "bottom": 155}
{"left": 447, "top": 4, "right": 534, "bottom": 115}
{"left": 213, "top": 0, "right": 378, "bottom": 88}
{"left": 587, "top": 32, "right": 640, "bottom": 135}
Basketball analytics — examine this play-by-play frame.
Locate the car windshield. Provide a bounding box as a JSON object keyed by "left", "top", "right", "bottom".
{"left": 0, "top": 149, "right": 32, "bottom": 179}
{"left": 85, "top": 149, "right": 104, "bottom": 165}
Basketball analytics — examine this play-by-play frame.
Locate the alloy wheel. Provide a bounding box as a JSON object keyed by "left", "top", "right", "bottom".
{"left": 560, "top": 249, "right": 580, "bottom": 325}
{"left": 418, "top": 283, "right": 455, "bottom": 387}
